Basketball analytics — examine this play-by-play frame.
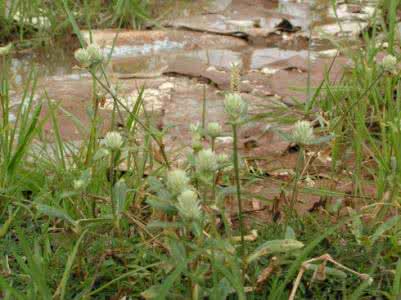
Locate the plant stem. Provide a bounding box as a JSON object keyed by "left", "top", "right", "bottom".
{"left": 85, "top": 73, "right": 98, "bottom": 165}
{"left": 290, "top": 145, "right": 304, "bottom": 218}
{"left": 202, "top": 84, "right": 207, "bottom": 132}
{"left": 232, "top": 123, "right": 245, "bottom": 257}
{"left": 110, "top": 150, "right": 116, "bottom": 220}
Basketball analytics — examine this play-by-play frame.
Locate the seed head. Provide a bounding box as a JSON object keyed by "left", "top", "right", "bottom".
{"left": 196, "top": 149, "right": 218, "bottom": 174}
{"left": 73, "top": 179, "right": 85, "bottom": 190}
{"left": 230, "top": 62, "right": 241, "bottom": 93}
{"left": 74, "top": 48, "right": 91, "bottom": 67}
{"left": 103, "top": 131, "right": 123, "bottom": 150}
{"left": 224, "top": 93, "right": 247, "bottom": 122}
{"left": 192, "top": 136, "right": 203, "bottom": 152}
{"left": 382, "top": 54, "right": 397, "bottom": 72}
{"left": 167, "top": 169, "right": 190, "bottom": 195}
{"left": 86, "top": 44, "right": 104, "bottom": 65}
{"left": 207, "top": 122, "right": 222, "bottom": 138}
{"left": 176, "top": 190, "right": 202, "bottom": 220}
{"left": 292, "top": 120, "right": 315, "bottom": 145}
{"left": 74, "top": 44, "right": 103, "bottom": 68}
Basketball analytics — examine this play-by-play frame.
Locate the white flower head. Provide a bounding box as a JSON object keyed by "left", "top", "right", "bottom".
{"left": 74, "top": 48, "right": 91, "bottom": 67}
{"left": 176, "top": 190, "right": 202, "bottom": 220}
{"left": 86, "top": 43, "right": 104, "bottom": 66}
{"left": 103, "top": 131, "right": 123, "bottom": 150}
{"left": 292, "top": 120, "right": 315, "bottom": 145}
{"left": 196, "top": 149, "right": 218, "bottom": 174}
{"left": 381, "top": 54, "right": 397, "bottom": 72}
{"left": 73, "top": 179, "right": 85, "bottom": 190}
{"left": 207, "top": 122, "right": 222, "bottom": 138}
{"left": 167, "top": 169, "right": 190, "bottom": 195}
{"left": 224, "top": 93, "right": 248, "bottom": 122}
{"left": 192, "top": 135, "right": 203, "bottom": 152}
{"left": 74, "top": 44, "right": 103, "bottom": 68}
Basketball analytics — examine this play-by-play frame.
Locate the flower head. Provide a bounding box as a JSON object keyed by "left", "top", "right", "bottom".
{"left": 192, "top": 135, "right": 203, "bottom": 152}
{"left": 103, "top": 131, "right": 123, "bottom": 150}
{"left": 74, "top": 48, "right": 91, "bottom": 67}
{"left": 176, "top": 190, "right": 202, "bottom": 220}
{"left": 196, "top": 149, "right": 218, "bottom": 174}
{"left": 167, "top": 169, "right": 190, "bottom": 195}
{"left": 207, "top": 122, "right": 222, "bottom": 138}
{"left": 73, "top": 179, "right": 85, "bottom": 190}
{"left": 74, "top": 44, "right": 103, "bottom": 68}
{"left": 381, "top": 54, "right": 397, "bottom": 72}
{"left": 292, "top": 120, "right": 315, "bottom": 145}
{"left": 86, "top": 44, "right": 103, "bottom": 65}
{"left": 224, "top": 93, "right": 247, "bottom": 122}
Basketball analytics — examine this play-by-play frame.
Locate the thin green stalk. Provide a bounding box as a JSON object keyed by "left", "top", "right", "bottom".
{"left": 232, "top": 123, "right": 245, "bottom": 257}
{"left": 202, "top": 84, "right": 207, "bottom": 131}
{"left": 110, "top": 151, "right": 116, "bottom": 220}
{"left": 290, "top": 145, "right": 304, "bottom": 218}
{"left": 85, "top": 75, "right": 98, "bottom": 165}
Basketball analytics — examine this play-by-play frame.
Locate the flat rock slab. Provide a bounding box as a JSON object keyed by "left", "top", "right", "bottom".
{"left": 163, "top": 13, "right": 303, "bottom": 38}
{"left": 82, "top": 30, "right": 247, "bottom": 58}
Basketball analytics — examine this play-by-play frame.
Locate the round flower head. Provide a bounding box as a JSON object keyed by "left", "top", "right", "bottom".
{"left": 103, "top": 131, "right": 123, "bottom": 150}
{"left": 381, "top": 54, "right": 397, "bottom": 72}
{"left": 196, "top": 149, "right": 218, "bottom": 174}
{"left": 86, "top": 43, "right": 104, "bottom": 66}
{"left": 207, "top": 122, "right": 222, "bottom": 138}
{"left": 224, "top": 93, "right": 247, "bottom": 122}
{"left": 73, "top": 179, "right": 85, "bottom": 190}
{"left": 74, "top": 48, "right": 91, "bottom": 67}
{"left": 292, "top": 120, "right": 315, "bottom": 145}
{"left": 0, "top": 43, "right": 12, "bottom": 56}
{"left": 192, "top": 136, "right": 203, "bottom": 152}
{"left": 167, "top": 169, "right": 190, "bottom": 195}
{"left": 176, "top": 190, "right": 202, "bottom": 220}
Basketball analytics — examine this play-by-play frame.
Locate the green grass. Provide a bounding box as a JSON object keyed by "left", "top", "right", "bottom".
{"left": 1, "top": 0, "right": 401, "bottom": 299}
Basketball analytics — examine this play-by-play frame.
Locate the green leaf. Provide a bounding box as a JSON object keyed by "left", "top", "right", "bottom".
{"left": 54, "top": 230, "right": 88, "bottom": 300}
{"left": 147, "top": 221, "right": 182, "bottom": 229}
{"left": 36, "top": 204, "right": 77, "bottom": 227}
{"left": 113, "top": 179, "right": 128, "bottom": 216}
{"left": 370, "top": 216, "right": 400, "bottom": 244}
{"left": 246, "top": 239, "right": 304, "bottom": 264}
{"left": 155, "top": 262, "right": 187, "bottom": 300}
{"left": 146, "top": 197, "right": 176, "bottom": 214}
{"left": 392, "top": 258, "right": 401, "bottom": 296}
{"left": 285, "top": 226, "right": 296, "bottom": 239}
{"left": 305, "top": 264, "right": 347, "bottom": 279}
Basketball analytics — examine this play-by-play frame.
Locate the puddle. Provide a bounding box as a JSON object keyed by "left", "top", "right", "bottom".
{"left": 100, "top": 39, "right": 185, "bottom": 58}
{"left": 2, "top": 47, "right": 75, "bottom": 89}
{"left": 110, "top": 48, "right": 243, "bottom": 79}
